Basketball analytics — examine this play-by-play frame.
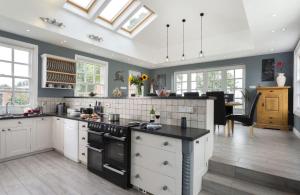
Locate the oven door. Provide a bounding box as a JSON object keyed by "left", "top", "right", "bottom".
{"left": 103, "top": 133, "right": 127, "bottom": 172}
{"left": 87, "top": 130, "right": 104, "bottom": 148}
{"left": 87, "top": 145, "right": 103, "bottom": 173}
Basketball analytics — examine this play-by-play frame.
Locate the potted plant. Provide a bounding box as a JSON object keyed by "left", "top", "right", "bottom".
{"left": 128, "top": 73, "right": 149, "bottom": 96}
{"left": 275, "top": 60, "right": 286, "bottom": 87}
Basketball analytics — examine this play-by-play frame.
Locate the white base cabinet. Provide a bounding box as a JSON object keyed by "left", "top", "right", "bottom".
{"left": 78, "top": 122, "right": 88, "bottom": 165}
{"left": 53, "top": 117, "right": 64, "bottom": 153}
{"left": 64, "top": 119, "right": 79, "bottom": 162}
{"left": 33, "top": 117, "right": 53, "bottom": 151}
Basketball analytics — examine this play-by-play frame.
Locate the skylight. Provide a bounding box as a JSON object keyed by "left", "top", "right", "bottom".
{"left": 67, "top": 0, "right": 96, "bottom": 12}
{"left": 122, "top": 6, "right": 153, "bottom": 33}
{"left": 98, "top": 0, "right": 134, "bottom": 24}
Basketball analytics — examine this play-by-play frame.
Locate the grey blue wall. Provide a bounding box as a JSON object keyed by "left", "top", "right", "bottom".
{"left": 0, "top": 30, "right": 150, "bottom": 97}
{"left": 150, "top": 52, "right": 294, "bottom": 126}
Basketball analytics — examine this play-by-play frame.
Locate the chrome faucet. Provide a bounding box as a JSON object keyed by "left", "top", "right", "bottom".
{"left": 5, "top": 101, "right": 14, "bottom": 116}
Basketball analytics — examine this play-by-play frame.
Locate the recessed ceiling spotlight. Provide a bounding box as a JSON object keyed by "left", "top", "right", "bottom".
{"left": 271, "top": 30, "right": 276, "bottom": 33}
{"left": 281, "top": 27, "right": 287, "bottom": 32}
{"left": 26, "top": 29, "right": 31, "bottom": 32}
{"left": 270, "top": 48, "right": 275, "bottom": 51}
{"left": 60, "top": 40, "right": 67, "bottom": 44}
{"left": 40, "top": 17, "right": 65, "bottom": 28}
{"left": 272, "top": 13, "right": 277, "bottom": 17}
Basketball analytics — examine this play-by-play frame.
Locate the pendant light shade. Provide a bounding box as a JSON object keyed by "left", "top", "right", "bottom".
{"left": 166, "top": 24, "right": 170, "bottom": 62}
{"left": 182, "top": 19, "right": 186, "bottom": 60}
{"left": 199, "top": 13, "right": 204, "bottom": 58}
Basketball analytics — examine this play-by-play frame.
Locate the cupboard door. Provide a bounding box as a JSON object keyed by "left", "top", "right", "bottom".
{"left": 6, "top": 127, "right": 31, "bottom": 157}
{"left": 36, "top": 117, "right": 53, "bottom": 150}
{"left": 53, "top": 117, "right": 64, "bottom": 153}
{"left": 0, "top": 130, "right": 5, "bottom": 159}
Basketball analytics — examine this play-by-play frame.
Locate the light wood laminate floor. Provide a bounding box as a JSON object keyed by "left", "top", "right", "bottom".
{"left": 213, "top": 124, "right": 300, "bottom": 181}
{"left": 0, "top": 151, "right": 142, "bottom": 195}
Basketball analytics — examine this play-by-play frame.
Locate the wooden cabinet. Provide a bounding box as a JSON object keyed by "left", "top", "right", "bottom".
{"left": 5, "top": 126, "right": 31, "bottom": 158}
{"left": 53, "top": 117, "right": 64, "bottom": 153}
{"left": 34, "top": 117, "right": 53, "bottom": 151}
{"left": 256, "top": 87, "right": 289, "bottom": 131}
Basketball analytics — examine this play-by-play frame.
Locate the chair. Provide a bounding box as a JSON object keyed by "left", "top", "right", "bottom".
{"left": 227, "top": 92, "right": 261, "bottom": 137}
{"left": 206, "top": 91, "right": 227, "bottom": 131}
{"left": 224, "top": 93, "right": 234, "bottom": 115}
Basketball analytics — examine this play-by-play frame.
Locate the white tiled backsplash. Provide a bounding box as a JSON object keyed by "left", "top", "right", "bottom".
{"left": 38, "top": 97, "right": 209, "bottom": 128}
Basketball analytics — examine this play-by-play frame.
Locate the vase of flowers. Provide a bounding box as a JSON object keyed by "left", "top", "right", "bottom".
{"left": 275, "top": 61, "right": 286, "bottom": 87}
{"left": 128, "top": 73, "right": 149, "bottom": 97}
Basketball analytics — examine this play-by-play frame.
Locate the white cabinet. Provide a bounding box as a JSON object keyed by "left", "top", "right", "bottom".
{"left": 5, "top": 126, "right": 31, "bottom": 158}
{"left": 34, "top": 117, "right": 53, "bottom": 151}
{"left": 0, "top": 129, "right": 5, "bottom": 159}
{"left": 53, "top": 117, "right": 64, "bottom": 153}
{"left": 131, "top": 131, "right": 182, "bottom": 195}
{"left": 64, "top": 119, "right": 79, "bottom": 162}
{"left": 78, "top": 122, "right": 88, "bottom": 165}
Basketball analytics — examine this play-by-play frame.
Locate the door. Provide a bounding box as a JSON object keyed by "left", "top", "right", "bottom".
{"left": 6, "top": 127, "right": 31, "bottom": 158}
{"left": 64, "top": 119, "right": 79, "bottom": 162}
{"left": 36, "top": 117, "right": 52, "bottom": 150}
{"left": 53, "top": 117, "right": 64, "bottom": 153}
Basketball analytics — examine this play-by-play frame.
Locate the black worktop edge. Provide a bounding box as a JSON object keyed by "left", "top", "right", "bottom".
{"left": 63, "top": 96, "right": 214, "bottom": 100}
{"left": 131, "top": 126, "right": 210, "bottom": 141}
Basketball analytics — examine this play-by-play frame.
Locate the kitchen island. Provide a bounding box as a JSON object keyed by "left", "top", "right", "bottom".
{"left": 131, "top": 124, "right": 212, "bottom": 195}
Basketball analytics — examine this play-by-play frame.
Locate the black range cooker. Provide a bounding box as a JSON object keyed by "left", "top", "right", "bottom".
{"left": 87, "top": 119, "right": 139, "bottom": 188}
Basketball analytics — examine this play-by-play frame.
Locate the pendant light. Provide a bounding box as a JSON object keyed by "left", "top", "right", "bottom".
{"left": 199, "top": 13, "right": 204, "bottom": 58}
{"left": 166, "top": 24, "right": 170, "bottom": 62}
{"left": 182, "top": 19, "right": 186, "bottom": 60}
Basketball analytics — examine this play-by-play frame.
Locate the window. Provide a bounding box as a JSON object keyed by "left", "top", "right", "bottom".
{"left": 294, "top": 40, "right": 300, "bottom": 116}
{"left": 0, "top": 37, "right": 38, "bottom": 112}
{"left": 122, "top": 6, "right": 154, "bottom": 33}
{"left": 128, "top": 70, "right": 141, "bottom": 96}
{"left": 98, "top": 0, "right": 135, "bottom": 24}
{"left": 75, "top": 55, "right": 108, "bottom": 97}
{"left": 67, "top": 0, "right": 96, "bottom": 12}
{"left": 174, "top": 65, "right": 245, "bottom": 109}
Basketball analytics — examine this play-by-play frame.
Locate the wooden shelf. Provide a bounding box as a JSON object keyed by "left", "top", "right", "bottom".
{"left": 46, "top": 81, "right": 76, "bottom": 85}
{"left": 47, "top": 70, "right": 76, "bottom": 76}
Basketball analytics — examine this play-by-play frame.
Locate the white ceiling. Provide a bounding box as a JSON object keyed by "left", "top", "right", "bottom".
{"left": 0, "top": 0, "right": 299, "bottom": 69}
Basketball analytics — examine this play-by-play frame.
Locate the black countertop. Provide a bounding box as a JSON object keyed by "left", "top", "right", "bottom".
{"left": 63, "top": 96, "right": 215, "bottom": 100}
{"left": 131, "top": 125, "right": 210, "bottom": 141}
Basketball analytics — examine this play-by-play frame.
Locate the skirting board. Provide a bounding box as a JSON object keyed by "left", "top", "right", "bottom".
{"left": 293, "top": 128, "right": 300, "bottom": 139}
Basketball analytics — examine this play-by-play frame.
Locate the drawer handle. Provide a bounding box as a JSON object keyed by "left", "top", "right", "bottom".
{"left": 269, "top": 117, "right": 273, "bottom": 119}
{"left": 81, "top": 153, "right": 85, "bottom": 156}
{"left": 18, "top": 121, "right": 22, "bottom": 124}
{"left": 82, "top": 125, "right": 86, "bottom": 128}
{"left": 269, "top": 90, "right": 273, "bottom": 92}
{"left": 41, "top": 118, "right": 44, "bottom": 120}
{"left": 7, "top": 129, "right": 11, "bottom": 131}
{"left": 136, "top": 136, "right": 141, "bottom": 140}
{"left": 82, "top": 137, "right": 86, "bottom": 140}
{"left": 135, "top": 174, "right": 140, "bottom": 179}
{"left": 1, "top": 129, "right": 5, "bottom": 132}
{"left": 163, "top": 161, "right": 169, "bottom": 166}
{"left": 135, "top": 153, "right": 140, "bottom": 157}
{"left": 57, "top": 118, "right": 60, "bottom": 121}
{"left": 163, "top": 141, "right": 169, "bottom": 146}
{"left": 162, "top": 185, "right": 168, "bottom": 191}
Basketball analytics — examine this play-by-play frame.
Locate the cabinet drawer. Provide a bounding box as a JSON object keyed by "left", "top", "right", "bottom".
{"left": 131, "top": 131, "right": 181, "bottom": 153}
{"left": 131, "top": 143, "right": 180, "bottom": 178}
{"left": 79, "top": 130, "right": 87, "bottom": 146}
{"left": 79, "top": 145, "right": 87, "bottom": 164}
{"left": 131, "top": 164, "right": 176, "bottom": 195}
{"left": 79, "top": 122, "right": 88, "bottom": 131}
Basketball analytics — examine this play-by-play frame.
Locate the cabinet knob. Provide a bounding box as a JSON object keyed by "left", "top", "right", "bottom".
{"left": 163, "top": 161, "right": 169, "bottom": 166}
{"left": 7, "top": 129, "right": 11, "bottom": 131}
{"left": 82, "top": 125, "right": 86, "bottom": 128}
{"left": 57, "top": 118, "right": 60, "bottom": 120}
{"left": 82, "top": 137, "right": 86, "bottom": 140}
{"left": 162, "top": 185, "right": 168, "bottom": 191}
{"left": 135, "top": 153, "right": 140, "bottom": 157}
{"left": 135, "top": 174, "right": 140, "bottom": 179}
{"left": 196, "top": 140, "right": 200, "bottom": 144}
{"left": 41, "top": 118, "right": 44, "bottom": 120}
{"left": 81, "top": 153, "right": 85, "bottom": 156}
{"left": 163, "top": 141, "right": 169, "bottom": 146}
{"left": 1, "top": 129, "right": 5, "bottom": 132}
{"left": 269, "top": 90, "right": 273, "bottom": 92}
{"left": 136, "top": 136, "right": 141, "bottom": 140}
{"left": 18, "top": 121, "right": 22, "bottom": 124}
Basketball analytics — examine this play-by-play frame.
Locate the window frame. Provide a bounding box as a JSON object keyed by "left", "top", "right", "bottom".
{"left": 66, "top": 0, "right": 96, "bottom": 13}
{"left": 294, "top": 40, "right": 300, "bottom": 116}
{"left": 0, "top": 36, "right": 38, "bottom": 111}
{"left": 75, "top": 55, "right": 108, "bottom": 97}
{"left": 121, "top": 5, "right": 154, "bottom": 34}
{"left": 174, "top": 65, "right": 246, "bottom": 108}
{"left": 98, "top": 0, "right": 135, "bottom": 24}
